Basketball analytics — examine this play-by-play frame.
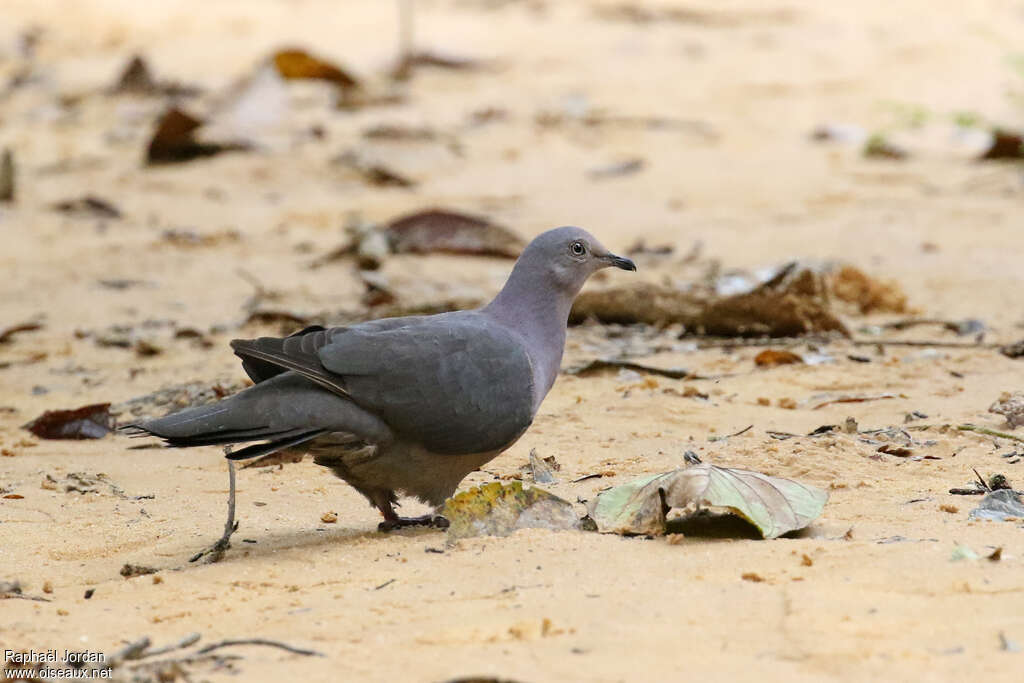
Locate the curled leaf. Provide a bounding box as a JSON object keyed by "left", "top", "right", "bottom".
{"left": 590, "top": 464, "right": 828, "bottom": 538}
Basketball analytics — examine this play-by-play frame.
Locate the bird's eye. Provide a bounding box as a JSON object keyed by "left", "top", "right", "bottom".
{"left": 570, "top": 241, "right": 586, "bottom": 256}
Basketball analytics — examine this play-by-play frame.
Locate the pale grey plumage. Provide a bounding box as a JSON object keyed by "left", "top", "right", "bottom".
{"left": 128, "top": 226, "right": 636, "bottom": 526}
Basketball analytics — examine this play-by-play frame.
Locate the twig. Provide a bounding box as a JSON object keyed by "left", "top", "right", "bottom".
{"left": 374, "top": 578, "right": 396, "bottom": 591}
{"left": 0, "top": 592, "right": 51, "bottom": 602}
{"left": 195, "top": 639, "right": 324, "bottom": 658}
{"left": 708, "top": 424, "right": 753, "bottom": 442}
{"left": 141, "top": 632, "right": 202, "bottom": 658}
{"left": 957, "top": 424, "right": 1024, "bottom": 444}
{"left": 850, "top": 339, "right": 1001, "bottom": 349}
{"left": 972, "top": 468, "right": 991, "bottom": 492}
{"left": 190, "top": 459, "right": 237, "bottom": 563}
{"left": 107, "top": 637, "right": 152, "bottom": 666}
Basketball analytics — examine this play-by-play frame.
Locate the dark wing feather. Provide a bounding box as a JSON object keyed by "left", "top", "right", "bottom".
{"left": 241, "top": 325, "right": 327, "bottom": 383}
{"left": 232, "top": 312, "right": 536, "bottom": 455}
{"left": 319, "top": 314, "right": 536, "bottom": 455}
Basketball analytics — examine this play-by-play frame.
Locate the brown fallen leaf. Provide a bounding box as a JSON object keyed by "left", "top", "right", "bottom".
{"left": 108, "top": 54, "right": 200, "bottom": 97}
{"left": 273, "top": 48, "right": 359, "bottom": 89}
{"left": 23, "top": 403, "right": 113, "bottom": 440}
{"left": 51, "top": 195, "right": 121, "bottom": 219}
{"left": 754, "top": 349, "right": 804, "bottom": 367}
{"left": 146, "top": 107, "right": 249, "bottom": 165}
{"left": 979, "top": 129, "right": 1023, "bottom": 160}
{"left": 385, "top": 209, "right": 524, "bottom": 258}
{"left": 877, "top": 444, "right": 913, "bottom": 457}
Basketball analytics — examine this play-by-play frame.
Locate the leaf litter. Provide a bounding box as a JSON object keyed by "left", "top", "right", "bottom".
{"left": 589, "top": 464, "right": 828, "bottom": 538}
{"left": 23, "top": 403, "right": 114, "bottom": 440}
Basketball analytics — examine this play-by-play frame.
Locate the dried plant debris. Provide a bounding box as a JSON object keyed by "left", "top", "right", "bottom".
{"left": 43, "top": 472, "right": 146, "bottom": 499}
{"left": 863, "top": 133, "right": 907, "bottom": 160}
{"left": 588, "top": 158, "right": 645, "bottom": 179}
{"left": 23, "top": 403, "right": 113, "bottom": 440}
{"left": 0, "top": 148, "right": 13, "bottom": 202}
{"left": 109, "top": 54, "right": 200, "bottom": 97}
{"left": 0, "top": 321, "right": 42, "bottom": 344}
{"left": 385, "top": 209, "right": 524, "bottom": 258}
{"left": 696, "top": 265, "right": 849, "bottom": 337}
{"left": 594, "top": 3, "right": 796, "bottom": 26}
{"left": 565, "top": 358, "right": 692, "bottom": 379}
{"left": 146, "top": 107, "right": 249, "bottom": 165}
{"left": 590, "top": 464, "right": 828, "bottom": 538}
{"left": 968, "top": 489, "right": 1024, "bottom": 523}
{"left": 51, "top": 195, "right": 121, "bottom": 219}
{"left": 571, "top": 283, "right": 706, "bottom": 326}
{"left": 989, "top": 392, "right": 1024, "bottom": 428}
{"left": 443, "top": 482, "right": 579, "bottom": 541}
{"left": 397, "top": 51, "right": 483, "bottom": 73}
{"left": 979, "top": 128, "right": 1024, "bottom": 160}
{"left": 333, "top": 150, "right": 415, "bottom": 188}
{"left": 527, "top": 449, "right": 559, "bottom": 484}
{"left": 120, "top": 563, "right": 158, "bottom": 578}
{"left": 1000, "top": 339, "right": 1024, "bottom": 359}
{"left": 572, "top": 263, "right": 852, "bottom": 336}
{"left": 272, "top": 48, "right": 359, "bottom": 89}
{"left": 754, "top": 349, "right": 804, "bottom": 367}
{"left": 827, "top": 265, "right": 908, "bottom": 314}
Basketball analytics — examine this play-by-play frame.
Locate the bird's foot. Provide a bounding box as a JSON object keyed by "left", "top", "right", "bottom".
{"left": 377, "top": 514, "right": 449, "bottom": 532}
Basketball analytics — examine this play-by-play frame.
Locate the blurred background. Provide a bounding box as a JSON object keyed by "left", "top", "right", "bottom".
{"left": 2, "top": 0, "right": 1022, "bottom": 335}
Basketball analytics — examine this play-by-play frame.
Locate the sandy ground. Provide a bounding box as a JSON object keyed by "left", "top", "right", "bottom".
{"left": 2, "top": 1, "right": 1024, "bottom": 681}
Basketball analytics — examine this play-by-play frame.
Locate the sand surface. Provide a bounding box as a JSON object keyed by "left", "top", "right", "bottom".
{"left": 2, "top": 1, "right": 1023, "bottom": 681}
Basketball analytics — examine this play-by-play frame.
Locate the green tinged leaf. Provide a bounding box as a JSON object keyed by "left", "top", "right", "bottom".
{"left": 590, "top": 465, "right": 828, "bottom": 539}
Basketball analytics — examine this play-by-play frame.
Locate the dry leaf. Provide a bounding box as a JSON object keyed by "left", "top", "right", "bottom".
{"left": 22, "top": 403, "right": 113, "bottom": 440}
{"left": 754, "top": 349, "right": 804, "bottom": 367}
{"left": 273, "top": 48, "right": 359, "bottom": 89}
{"left": 443, "top": 482, "right": 579, "bottom": 541}
{"left": 385, "top": 209, "right": 524, "bottom": 258}
{"left": 146, "top": 107, "right": 248, "bottom": 165}
{"left": 590, "top": 464, "right": 828, "bottom": 538}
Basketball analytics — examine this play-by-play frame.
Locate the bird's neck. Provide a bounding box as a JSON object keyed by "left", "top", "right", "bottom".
{"left": 484, "top": 267, "right": 576, "bottom": 407}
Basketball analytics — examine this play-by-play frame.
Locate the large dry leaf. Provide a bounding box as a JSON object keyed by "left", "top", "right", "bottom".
{"left": 23, "top": 403, "right": 113, "bottom": 440}
{"left": 385, "top": 209, "right": 524, "bottom": 258}
{"left": 443, "top": 482, "right": 578, "bottom": 540}
{"left": 590, "top": 465, "right": 828, "bottom": 538}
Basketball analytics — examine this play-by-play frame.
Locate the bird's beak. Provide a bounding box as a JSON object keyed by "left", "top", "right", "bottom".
{"left": 606, "top": 254, "right": 637, "bottom": 271}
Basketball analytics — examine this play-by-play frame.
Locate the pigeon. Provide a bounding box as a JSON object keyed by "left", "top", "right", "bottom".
{"left": 127, "top": 226, "right": 636, "bottom": 530}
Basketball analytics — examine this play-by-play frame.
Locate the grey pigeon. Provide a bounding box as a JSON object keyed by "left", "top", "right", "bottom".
{"left": 128, "top": 226, "right": 635, "bottom": 530}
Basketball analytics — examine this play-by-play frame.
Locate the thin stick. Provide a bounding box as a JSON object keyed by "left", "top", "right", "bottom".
{"left": 195, "top": 638, "right": 324, "bottom": 658}
{"left": 957, "top": 424, "right": 1024, "bottom": 444}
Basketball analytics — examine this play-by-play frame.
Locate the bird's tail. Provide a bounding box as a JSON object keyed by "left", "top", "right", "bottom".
{"left": 122, "top": 373, "right": 334, "bottom": 460}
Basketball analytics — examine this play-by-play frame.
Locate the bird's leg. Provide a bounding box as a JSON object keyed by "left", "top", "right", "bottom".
{"left": 190, "top": 457, "right": 238, "bottom": 563}
{"left": 372, "top": 490, "right": 448, "bottom": 532}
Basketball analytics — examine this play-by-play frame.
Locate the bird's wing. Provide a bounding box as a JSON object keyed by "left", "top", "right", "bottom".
{"left": 232, "top": 313, "right": 536, "bottom": 455}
